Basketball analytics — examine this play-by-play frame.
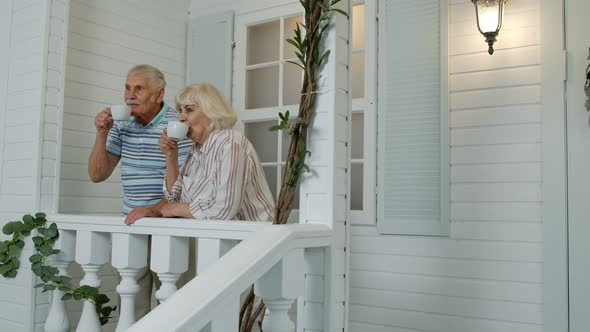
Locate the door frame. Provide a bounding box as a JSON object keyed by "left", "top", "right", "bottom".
{"left": 541, "top": 0, "right": 569, "bottom": 331}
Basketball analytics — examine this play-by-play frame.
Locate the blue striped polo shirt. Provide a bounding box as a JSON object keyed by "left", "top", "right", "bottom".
{"left": 106, "top": 103, "right": 193, "bottom": 215}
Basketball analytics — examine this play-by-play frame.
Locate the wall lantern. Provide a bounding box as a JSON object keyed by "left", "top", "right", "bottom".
{"left": 471, "top": 0, "right": 506, "bottom": 55}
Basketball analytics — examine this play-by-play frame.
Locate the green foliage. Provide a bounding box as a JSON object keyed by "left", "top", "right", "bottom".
{"left": 0, "top": 212, "right": 116, "bottom": 325}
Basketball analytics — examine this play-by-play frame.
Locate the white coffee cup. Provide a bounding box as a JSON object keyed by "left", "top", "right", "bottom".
{"left": 111, "top": 105, "right": 131, "bottom": 121}
{"left": 167, "top": 121, "right": 189, "bottom": 141}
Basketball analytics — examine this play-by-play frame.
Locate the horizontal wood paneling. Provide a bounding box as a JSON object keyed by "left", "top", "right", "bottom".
{"left": 350, "top": 0, "right": 543, "bottom": 331}
{"left": 59, "top": 0, "right": 189, "bottom": 214}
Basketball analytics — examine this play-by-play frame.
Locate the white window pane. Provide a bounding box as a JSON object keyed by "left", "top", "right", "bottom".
{"left": 263, "top": 166, "right": 278, "bottom": 200}
{"left": 283, "top": 62, "right": 303, "bottom": 105}
{"left": 352, "top": 4, "right": 366, "bottom": 49}
{"left": 351, "top": 163, "right": 363, "bottom": 210}
{"left": 281, "top": 166, "right": 300, "bottom": 209}
{"left": 352, "top": 52, "right": 365, "bottom": 98}
{"left": 284, "top": 16, "right": 304, "bottom": 60}
{"left": 244, "top": 121, "right": 277, "bottom": 162}
{"left": 246, "top": 66, "right": 279, "bottom": 109}
{"left": 351, "top": 113, "right": 364, "bottom": 160}
{"left": 247, "top": 21, "right": 279, "bottom": 65}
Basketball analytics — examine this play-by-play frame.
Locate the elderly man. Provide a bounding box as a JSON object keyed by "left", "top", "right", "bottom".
{"left": 88, "top": 64, "right": 192, "bottom": 317}
{"left": 88, "top": 64, "right": 191, "bottom": 220}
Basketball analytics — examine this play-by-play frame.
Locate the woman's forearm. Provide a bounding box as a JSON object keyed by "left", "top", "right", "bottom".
{"left": 165, "top": 157, "right": 179, "bottom": 193}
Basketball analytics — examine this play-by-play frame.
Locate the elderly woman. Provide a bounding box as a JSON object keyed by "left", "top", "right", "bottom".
{"left": 158, "top": 83, "right": 275, "bottom": 221}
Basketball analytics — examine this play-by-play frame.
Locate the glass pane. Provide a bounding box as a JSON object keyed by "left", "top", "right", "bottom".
{"left": 246, "top": 66, "right": 279, "bottom": 109}
{"left": 350, "top": 163, "right": 363, "bottom": 210}
{"left": 247, "top": 20, "right": 280, "bottom": 65}
{"left": 244, "top": 121, "right": 278, "bottom": 163}
{"left": 284, "top": 16, "right": 304, "bottom": 60}
{"left": 351, "top": 113, "right": 364, "bottom": 160}
{"left": 351, "top": 52, "right": 365, "bottom": 99}
{"left": 281, "top": 166, "right": 300, "bottom": 209}
{"left": 263, "top": 166, "right": 278, "bottom": 200}
{"left": 352, "top": 4, "right": 366, "bottom": 49}
{"left": 283, "top": 62, "right": 303, "bottom": 105}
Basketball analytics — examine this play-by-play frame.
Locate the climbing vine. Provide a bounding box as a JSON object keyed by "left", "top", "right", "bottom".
{"left": 0, "top": 212, "right": 116, "bottom": 325}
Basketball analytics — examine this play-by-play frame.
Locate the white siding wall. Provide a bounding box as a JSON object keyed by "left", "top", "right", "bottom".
{"left": 0, "top": 1, "right": 51, "bottom": 331}
{"left": 58, "top": 0, "right": 190, "bottom": 214}
{"left": 349, "top": 1, "right": 543, "bottom": 331}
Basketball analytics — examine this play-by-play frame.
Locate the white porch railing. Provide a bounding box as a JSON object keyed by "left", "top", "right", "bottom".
{"left": 44, "top": 214, "right": 332, "bottom": 332}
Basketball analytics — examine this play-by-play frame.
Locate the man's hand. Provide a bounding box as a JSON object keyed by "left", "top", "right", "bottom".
{"left": 94, "top": 107, "right": 114, "bottom": 134}
{"left": 161, "top": 202, "right": 193, "bottom": 219}
{"left": 125, "top": 207, "right": 156, "bottom": 225}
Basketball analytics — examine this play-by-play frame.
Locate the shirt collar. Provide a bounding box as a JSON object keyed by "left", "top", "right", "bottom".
{"left": 133, "top": 102, "right": 168, "bottom": 128}
{"left": 195, "top": 129, "right": 221, "bottom": 155}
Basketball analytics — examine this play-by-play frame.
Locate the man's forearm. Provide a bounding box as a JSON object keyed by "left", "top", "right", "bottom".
{"left": 88, "top": 133, "right": 113, "bottom": 182}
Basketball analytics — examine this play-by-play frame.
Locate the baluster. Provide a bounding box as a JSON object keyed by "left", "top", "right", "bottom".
{"left": 254, "top": 249, "right": 304, "bottom": 332}
{"left": 112, "top": 233, "right": 148, "bottom": 331}
{"left": 44, "top": 230, "right": 76, "bottom": 332}
{"left": 75, "top": 231, "right": 110, "bottom": 332}
{"left": 151, "top": 235, "right": 189, "bottom": 302}
{"left": 196, "top": 238, "right": 238, "bottom": 274}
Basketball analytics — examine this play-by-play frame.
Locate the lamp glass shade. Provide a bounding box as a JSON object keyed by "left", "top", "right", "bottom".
{"left": 473, "top": 0, "right": 504, "bottom": 34}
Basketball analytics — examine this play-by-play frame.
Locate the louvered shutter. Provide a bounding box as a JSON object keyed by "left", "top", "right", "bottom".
{"left": 377, "top": 0, "right": 449, "bottom": 235}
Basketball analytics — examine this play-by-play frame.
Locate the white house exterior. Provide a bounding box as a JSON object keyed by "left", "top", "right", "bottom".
{"left": 0, "top": 0, "right": 588, "bottom": 331}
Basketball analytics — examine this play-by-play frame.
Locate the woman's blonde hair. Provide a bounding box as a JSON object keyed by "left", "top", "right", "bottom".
{"left": 175, "top": 83, "right": 237, "bottom": 130}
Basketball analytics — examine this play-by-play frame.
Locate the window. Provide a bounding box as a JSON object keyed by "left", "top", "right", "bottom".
{"left": 235, "top": 2, "right": 377, "bottom": 224}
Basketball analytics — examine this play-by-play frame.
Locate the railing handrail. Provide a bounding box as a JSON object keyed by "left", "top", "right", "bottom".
{"left": 48, "top": 214, "right": 272, "bottom": 240}
{"left": 127, "top": 223, "right": 332, "bottom": 332}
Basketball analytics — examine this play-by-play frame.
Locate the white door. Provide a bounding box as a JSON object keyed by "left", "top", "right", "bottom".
{"left": 566, "top": 0, "right": 590, "bottom": 330}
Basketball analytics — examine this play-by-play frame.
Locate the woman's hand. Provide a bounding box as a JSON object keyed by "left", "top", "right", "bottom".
{"left": 161, "top": 202, "right": 193, "bottom": 218}
{"left": 159, "top": 128, "right": 179, "bottom": 160}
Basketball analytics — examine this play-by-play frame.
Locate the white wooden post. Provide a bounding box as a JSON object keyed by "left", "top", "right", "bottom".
{"left": 298, "top": 0, "right": 350, "bottom": 330}
{"left": 196, "top": 238, "right": 238, "bottom": 274}
{"left": 151, "top": 235, "right": 189, "bottom": 302}
{"left": 254, "top": 249, "right": 304, "bottom": 332}
{"left": 112, "top": 233, "right": 148, "bottom": 331}
{"left": 44, "top": 230, "right": 76, "bottom": 332}
{"left": 75, "top": 231, "right": 110, "bottom": 332}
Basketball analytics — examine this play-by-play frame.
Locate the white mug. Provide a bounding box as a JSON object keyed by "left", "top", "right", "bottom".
{"left": 167, "top": 121, "right": 189, "bottom": 141}
{"left": 111, "top": 105, "right": 131, "bottom": 121}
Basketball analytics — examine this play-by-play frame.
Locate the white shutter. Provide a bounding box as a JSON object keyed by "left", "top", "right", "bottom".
{"left": 186, "top": 11, "right": 234, "bottom": 100}
{"left": 377, "top": 0, "right": 449, "bottom": 235}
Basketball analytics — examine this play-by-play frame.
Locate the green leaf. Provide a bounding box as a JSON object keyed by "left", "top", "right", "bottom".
{"left": 34, "top": 283, "right": 46, "bottom": 288}
{"left": 0, "top": 242, "right": 8, "bottom": 254}
{"left": 40, "top": 275, "right": 50, "bottom": 282}
{"left": 35, "top": 212, "right": 46, "bottom": 219}
{"left": 61, "top": 293, "right": 73, "bottom": 301}
{"left": 15, "top": 240, "right": 25, "bottom": 249}
{"left": 2, "top": 222, "right": 14, "bottom": 235}
{"left": 6, "top": 270, "right": 17, "bottom": 278}
{"left": 8, "top": 244, "right": 20, "bottom": 256}
{"left": 302, "top": 164, "right": 311, "bottom": 173}
{"left": 59, "top": 286, "right": 70, "bottom": 292}
{"left": 46, "top": 228, "right": 58, "bottom": 238}
{"left": 11, "top": 259, "right": 19, "bottom": 270}
{"left": 43, "top": 284, "right": 56, "bottom": 291}
{"left": 39, "top": 244, "right": 53, "bottom": 256}
{"left": 329, "top": 8, "right": 349, "bottom": 18}
{"left": 269, "top": 125, "right": 283, "bottom": 132}
{"left": 29, "top": 254, "right": 42, "bottom": 263}
{"left": 0, "top": 263, "right": 12, "bottom": 275}
{"left": 22, "top": 214, "right": 34, "bottom": 224}
{"left": 32, "top": 236, "right": 44, "bottom": 246}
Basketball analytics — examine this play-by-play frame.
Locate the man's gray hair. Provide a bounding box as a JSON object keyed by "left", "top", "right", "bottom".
{"left": 127, "top": 64, "right": 166, "bottom": 91}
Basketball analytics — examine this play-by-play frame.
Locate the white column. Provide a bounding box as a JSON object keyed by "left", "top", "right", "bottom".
{"left": 75, "top": 231, "right": 110, "bottom": 332}
{"left": 196, "top": 238, "right": 238, "bottom": 274}
{"left": 112, "top": 233, "right": 148, "bottom": 331}
{"left": 44, "top": 230, "right": 76, "bottom": 332}
{"left": 151, "top": 235, "right": 189, "bottom": 302}
{"left": 298, "top": 0, "right": 350, "bottom": 331}
{"left": 254, "top": 249, "right": 304, "bottom": 332}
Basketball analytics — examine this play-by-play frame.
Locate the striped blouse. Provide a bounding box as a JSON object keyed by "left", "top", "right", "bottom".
{"left": 164, "top": 129, "right": 275, "bottom": 222}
